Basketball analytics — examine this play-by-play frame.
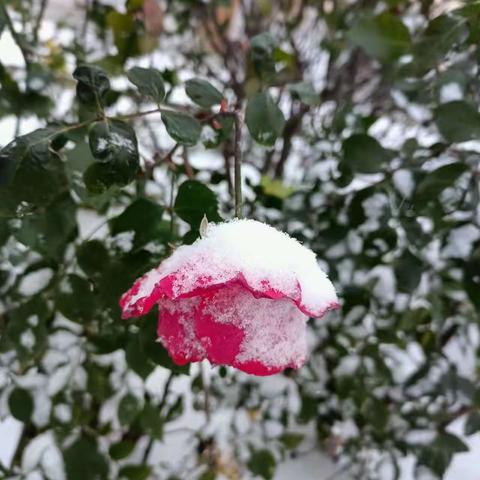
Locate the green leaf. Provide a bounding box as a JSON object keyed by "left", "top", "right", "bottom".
{"left": 161, "top": 111, "right": 202, "bottom": 146}
{"left": 86, "top": 363, "right": 113, "bottom": 401}
{"left": 140, "top": 402, "right": 164, "bottom": 440}
{"left": 288, "top": 82, "right": 319, "bottom": 105}
{"left": 126, "top": 333, "right": 155, "bottom": 379}
{"left": 417, "top": 432, "right": 468, "bottom": 477}
{"left": 362, "top": 397, "right": 388, "bottom": 432}
{"left": 279, "top": 432, "right": 304, "bottom": 450}
{"left": 0, "top": 128, "right": 68, "bottom": 215}
{"left": 118, "top": 394, "right": 141, "bottom": 425}
{"left": 394, "top": 249, "right": 423, "bottom": 293}
{"left": 434, "top": 101, "right": 480, "bottom": 142}
{"left": 119, "top": 465, "right": 152, "bottom": 480}
{"left": 64, "top": 435, "right": 109, "bottom": 480}
{"left": 14, "top": 193, "right": 77, "bottom": 261}
{"left": 185, "top": 78, "right": 223, "bottom": 108}
{"left": 260, "top": 176, "right": 294, "bottom": 199}
{"left": 343, "top": 134, "right": 392, "bottom": 173}
{"left": 8, "top": 388, "right": 34, "bottom": 423}
{"left": 109, "top": 440, "right": 136, "bottom": 460}
{"left": 56, "top": 274, "right": 96, "bottom": 322}
{"left": 77, "top": 240, "right": 110, "bottom": 277}
{"left": 73, "top": 64, "right": 110, "bottom": 107}
{"left": 250, "top": 32, "right": 276, "bottom": 80}
{"left": 464, "top": 249, "right": 480, "bottom": 311}
{"left": 127, "top": 67, "right": 165, "bottom": 104}
{"left": 110, "top": 198, "right": 164, "bottom": 249}
{"left": 73, "top": 65, "right": 110, "bottom": 94}
{"left": 174, "top": 180, "right": 222, "bottom": 240}
{"left": 1, "top": 297, "right": 48, "bottom": 365}
{"left": 347, "top": 13, "right": 411, "bottom": 62}
{"left": 245, "top": 92, "right": 285, "bottom": 146}
{"left": 85, "top": 119, "right": 139, "bottom": 192}
{"left": 465, "top": 411, "right": 480, "bottom": 435}
{"left": 414, "top": 162, "right": 469, "bottom": 204}
{"left": 247, "top": 449, "right": 276, "bottom": 480}
{"left": 410, "top": 15, "right": 468, "bottom": 75}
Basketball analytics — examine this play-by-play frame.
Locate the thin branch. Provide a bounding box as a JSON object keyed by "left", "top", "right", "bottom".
{"left": 1, "top": 3, "right": 32, "bottom": 72}
{"left": 33, "top": 0, "right": 48, "bottom": 43}
{"left": 233, "top": 112, "right": 243, "bottom": 218}
{"left": 142, "top": 372, "right": 175, "bottom": 464}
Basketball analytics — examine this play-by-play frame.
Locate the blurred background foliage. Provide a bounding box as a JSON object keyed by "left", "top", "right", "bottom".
{"left": 0, "top": 0, "right": 479, "bottom": 479}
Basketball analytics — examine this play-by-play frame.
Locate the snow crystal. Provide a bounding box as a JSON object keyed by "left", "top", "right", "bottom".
{"left": 126, "top": 219, "right": 338, "bottom": 317}
{"left": 202, "top": 284, "right": 308, "bottom": 368}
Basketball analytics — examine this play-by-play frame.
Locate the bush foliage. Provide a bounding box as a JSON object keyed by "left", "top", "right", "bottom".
{"left": 0, "top": 0, "right": 479, "bottom": 479}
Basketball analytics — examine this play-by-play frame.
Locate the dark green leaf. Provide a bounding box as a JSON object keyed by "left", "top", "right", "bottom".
{"left": 465, "top": 411, "right": 480, "bottom": 435}
{"left": 161, "top": 111, "right": 201, "bottom": 146}
{"left": 289, "top": 82, "right": 319, "bottom": 105}
{"left": 0, "top": 128, "right": 68, "bottom": 215}
{"left": 77, "top": 240, "right": 110, "bottom": 277}
{"left": 174, "top": 180, "right": 222, "bottom": 240}
{"left": 343, "top": 134, "right": 392, "bottom": 173}
{"left": 394, "top": 249, "right": 423, "bottom": 293}
{"left": 126, "top": 333, "right": 155, "bottom": 379}
{"left": 119, "top": 465, "right": 152, "bottom": 480}
{"left": 73, "top": 65, "right": 110, "bottom": 107}
{"left": 185, "top": 78, "right": 223, "bottom": 108}
{"left": 279, "top": 432, "right": 304, "bottom": 450}
{"left": 8, "top": 388, "right": 34, "bottom": 423}
{"left": 140, "top": 402, "right": 164, "bottom": 440}
{"left": 118, "top": 394, "right": 141, "bottom": 425}
{"left": 14, "top": 193, "right": 77, "bottom": 261}
{"left": 110, "top": 198, "right": 164, "bottom": 249}
{"left": 250, "top": 32, "right": 276, "bottom": 80}
{"left": 86, "top": 119, "right": 139, "bottom": 191}
{"left": 347, "top": 13, "right": 411, "bottom": 62}
{"left": 56, "top": 274, "right": 96, "bottom": 322}
{"left": 245, "top": 92, "right": 285, "bottom": 146}
{"left": 434, "top": 101, "right": 480, "bottom": 142}
{"left": 64, "top": 435, "right": 109, "bottom": 480}
{"left": 414, "top": 162, "right": 469, "bottom": 204}
{"left": 127, "top": 67, "right": 165, "bottom": 103}
{"left": 247, "top": 449, "right": 276, "bottom": 480}
{"left": 109, "top": 440, "right": 136, "bottom": 460}
{"left": 417, "top": 432, "right": 468, "bottom": 477}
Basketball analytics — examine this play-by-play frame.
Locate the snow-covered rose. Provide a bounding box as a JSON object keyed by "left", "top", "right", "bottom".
{"left": 120, "top": 219, "right": 339, "bottom": 376}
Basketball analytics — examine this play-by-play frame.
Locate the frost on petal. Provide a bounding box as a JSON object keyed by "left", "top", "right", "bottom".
{"left": 120, "top": 219, "right": 339, "bottom": 319}
{"left": 156, "top": 297, "right": 206, "bottom": 365}
{"left": 156, "top": 284, "right": 308, "bottom": 376}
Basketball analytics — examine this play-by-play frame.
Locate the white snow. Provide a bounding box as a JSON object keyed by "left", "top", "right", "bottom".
{"left": 440, "top": 83, "right": 463, "bottom": 103}
{"left": 203, "top": 284, "right": 308, "bottom": 368}
{"left": 125, "top": 219, "right": 338, "bottom": 317}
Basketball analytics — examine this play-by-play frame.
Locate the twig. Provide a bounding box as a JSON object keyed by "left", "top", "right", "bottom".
{"left": 201, "top": 362, "right": 211, "bottom": 424}
{"left": 33, "top": 0, "right": 48, "bottom": 43}
{"left": 1, "top": 3, "right": 32, "bottom": 72}
{"left": 142, "top": 372, "right": 175, "bottom": 463}
{"left": 233, "top": 112, "right": 243, "bottom": 218}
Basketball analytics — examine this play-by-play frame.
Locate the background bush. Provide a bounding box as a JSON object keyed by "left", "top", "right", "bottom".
{"left": 0, "top": 0, "right": 479, "bottom": 479}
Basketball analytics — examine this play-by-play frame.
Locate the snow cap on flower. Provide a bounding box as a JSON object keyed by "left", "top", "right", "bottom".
{"left": 120, "top": 219, "right": 339, "bottom": 376}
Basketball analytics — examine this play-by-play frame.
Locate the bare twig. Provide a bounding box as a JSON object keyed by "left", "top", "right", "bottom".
{"left": 1, "top": 3, "right": 32, "bottom": 72}
{"left": 233, "top": 111, "right": 243, "bottom": 218}
{"left": 33, "top": 0, "right": 48, "bottom": 43}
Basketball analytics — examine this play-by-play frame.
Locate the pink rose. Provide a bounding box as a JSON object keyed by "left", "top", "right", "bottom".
{"left": 120, "top": 219, "right": 339, "bottom": 376}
